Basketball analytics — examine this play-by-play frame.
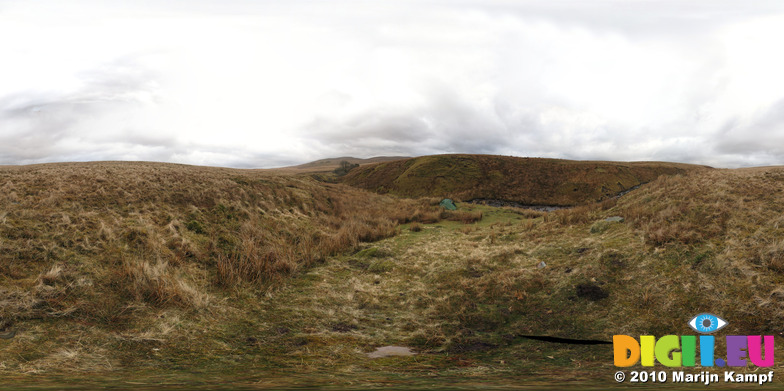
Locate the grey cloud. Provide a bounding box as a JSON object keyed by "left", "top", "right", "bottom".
{"left": 0, "top": 55, "right": 170, "bottom": 165}
{"left": 167, "top": 143, "right": 305, "bottom": 169}
{"left": 119, "top": 133, "right": 179, "bottom": 149}
{"left": 713, "top": 99, "right": 784, "bottom": 159}
{"left": 302, "top": 114, "right": 434, "bottom": 159}
{"left": 74, "top": 60, "right": 162, "bottom": 104}
{"left": 306, "top": 113, "right": 433, "bottom": 145}
{"left": 301, "top": 83, "right": 512, "bottom": 158}
{"left": 714, "top": 99, "right": 784, "bottom": 155}
{"left": 299, "top": 80, "right": 728, "bottom": 166}
{"left": 0, "top": 95, "right": 84, "bottom": 163}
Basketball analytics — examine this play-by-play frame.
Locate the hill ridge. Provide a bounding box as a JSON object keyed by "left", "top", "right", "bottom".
{"left": 342, "top": 154, "right": 708, "bottom": 206}
{"left": 270, "top": 156, "right": 409, "bottom": 174}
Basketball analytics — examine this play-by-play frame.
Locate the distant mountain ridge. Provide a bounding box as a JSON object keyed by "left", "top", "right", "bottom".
{"left": 270, "top": 156, "right": 409, "bottom": 174}
{"left": 341, "top": 154, "right": 709, "bottom": 206}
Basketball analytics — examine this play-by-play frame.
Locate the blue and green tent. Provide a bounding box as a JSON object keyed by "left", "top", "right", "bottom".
{"left": 439, "top": 198, "right": 457, "bottom": 210}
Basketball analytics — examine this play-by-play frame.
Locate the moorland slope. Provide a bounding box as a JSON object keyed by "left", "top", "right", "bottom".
{"left": 3, "top": 160, "right": 784, "bottom": 388}
{"left": 342, "top": 154, "right": 707, "bottom": 205}
{"left": 269, "top": 156, "right": 408, "bottom": 175}
{"left": 0, "top": 161, "right": 460, "bottom": 374}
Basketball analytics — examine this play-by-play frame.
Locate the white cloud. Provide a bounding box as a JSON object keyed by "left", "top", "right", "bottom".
{"left": 2, "top": 1, "right": 784, "bottom": 167}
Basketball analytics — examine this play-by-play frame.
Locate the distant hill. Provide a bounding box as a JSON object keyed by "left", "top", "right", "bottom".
{"left": 269, "top": 156, "right": 409, "bottom": 174}
{"left": 341, "top": 154, "right": 709, "bottom": 206}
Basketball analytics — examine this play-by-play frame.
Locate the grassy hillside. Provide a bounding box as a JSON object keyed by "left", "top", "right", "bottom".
{"left": 268, "top": 156, "right": 408, "bottom": 175}
{"left": 342, "top": 154, "right": 707, "bottom": 205}
{"left": 3, "top": 161, "right": 784, "bottom": 388}
{"left": 0, "top": 162, "right": 479, "bottom": 377}
{"left": 377, "top": 166, "right": 784, "bottom": 342}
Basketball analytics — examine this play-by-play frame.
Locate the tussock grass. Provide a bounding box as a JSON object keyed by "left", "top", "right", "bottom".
{"left": 543, "top": 205, "right": 593, "bottom": 225}
{"left": 0, "top": 162, "right": 431, "bottom": 336}
{"left": 618, "top": 170, "right": 760, "bottom": 246}
{"left": 120, "top": 258, "right": 207, "bottom": 308}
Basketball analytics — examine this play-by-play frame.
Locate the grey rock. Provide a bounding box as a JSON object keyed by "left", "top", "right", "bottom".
{"left": 367, "top": 346, "right": 416, "bottom": 358}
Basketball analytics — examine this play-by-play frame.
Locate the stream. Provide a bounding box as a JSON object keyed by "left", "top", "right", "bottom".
{"left": 468, "top": 184, "right": 644, "bottom": 211}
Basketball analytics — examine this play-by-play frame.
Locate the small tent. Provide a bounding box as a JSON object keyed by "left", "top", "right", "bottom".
{"left": 439, "top": 198, "right": 457, "bottom": 210}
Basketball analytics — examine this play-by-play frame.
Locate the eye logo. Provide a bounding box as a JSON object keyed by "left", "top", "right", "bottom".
{"left": 615, "top": 315, "right": 774, "bottom": 368}
{"left": 688, "top": 313, "right": 728, "bottom": 334}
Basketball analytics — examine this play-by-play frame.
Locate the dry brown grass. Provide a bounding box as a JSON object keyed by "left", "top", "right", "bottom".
{"left": 0, "top": 162, "right": 429, "bottom": 326}
{"left": 514, "top": 208, "right": 547, "bottom": 219}
{"left": 393, "top": 166, "right": 784, "bottom": 344}
{"left": 543, "top": 205, "right": 595, "bottom": 226}
{"left": 607, "top": 167, "right": 784, "bottom": 333}
{"left": 407, "top": 208, "right": 443, "bottom": 224}
{"left": 120, "top": 258, "right": 207, "bottom": 308}
{"left": 618, "top": 171, "right": 736, "bottom": 245}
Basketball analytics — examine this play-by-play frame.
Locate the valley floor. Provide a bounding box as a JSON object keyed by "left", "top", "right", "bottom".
{"left": 6, "top": 200, "right": 783, "bottom": 389}
{"left": 0, "top": 205, "right": 618, "bottom": 389}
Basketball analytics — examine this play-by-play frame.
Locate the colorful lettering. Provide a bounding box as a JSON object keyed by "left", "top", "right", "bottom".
{"left": 612, "top": 334, "right": 774, "bottom": 368}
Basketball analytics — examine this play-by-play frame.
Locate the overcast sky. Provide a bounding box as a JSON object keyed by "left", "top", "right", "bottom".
{"left": 2, "top": 0, "right": 784, "bottom": 168}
